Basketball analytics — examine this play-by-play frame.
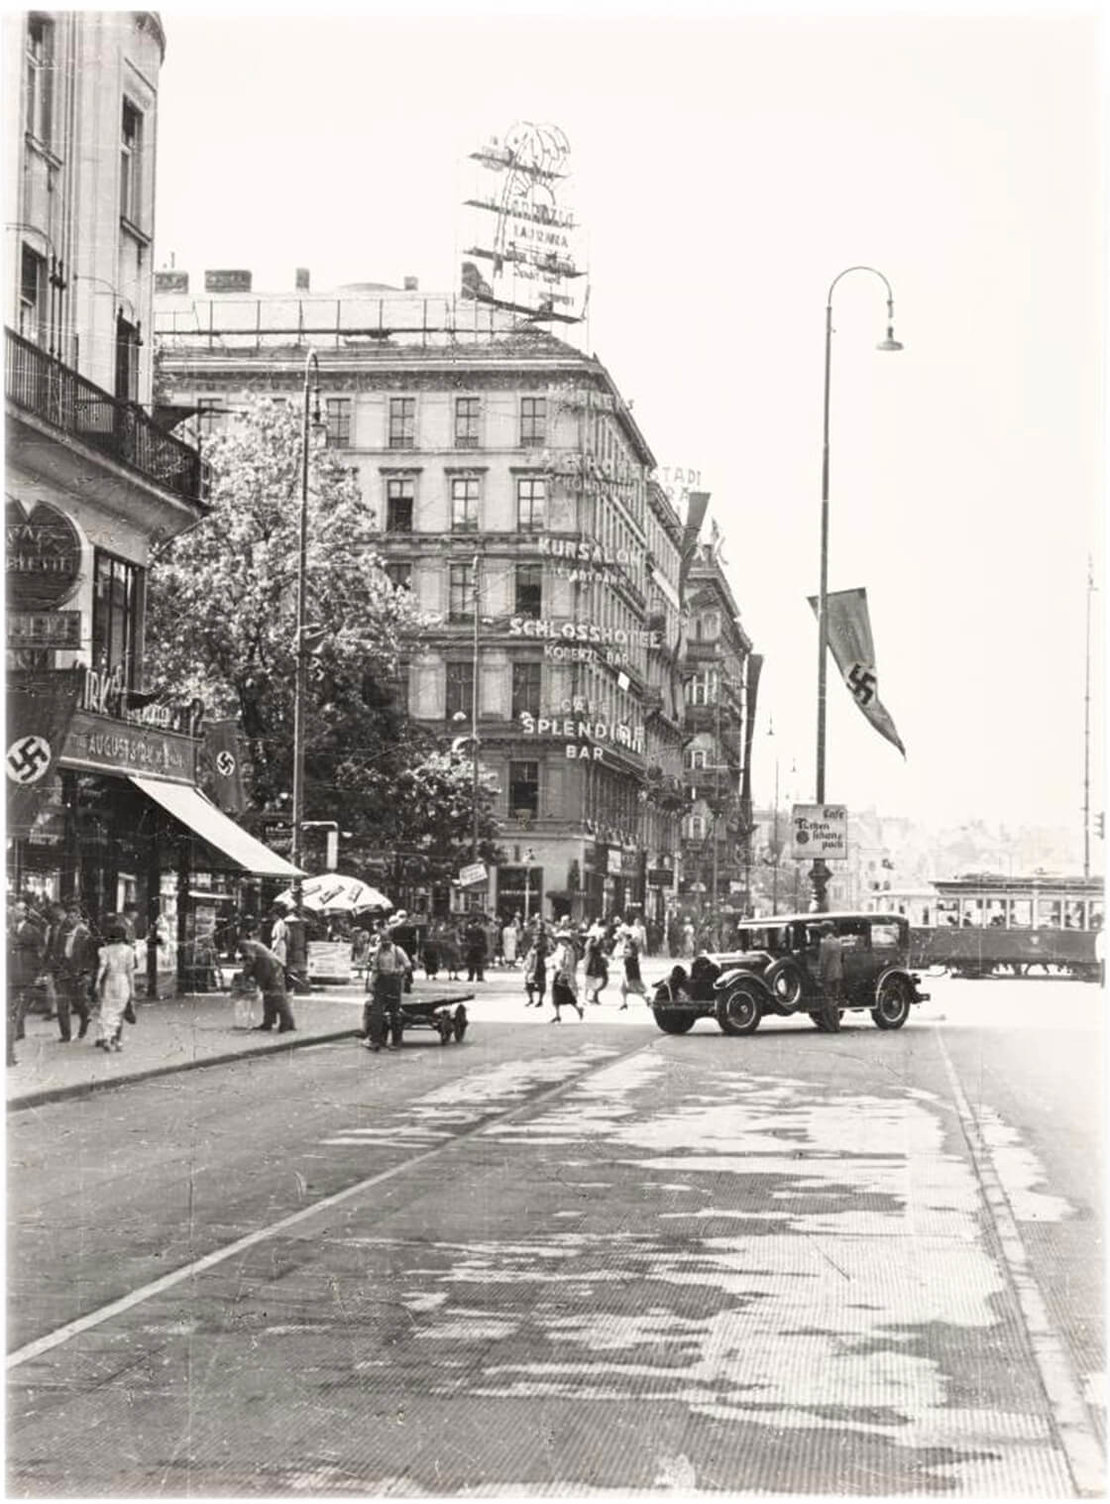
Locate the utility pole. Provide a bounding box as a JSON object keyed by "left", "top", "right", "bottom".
{"left": 1083, "top": 557, "right": 1095, "bottom": 880}
{"left": 471, "top": 553, "right": 481, "bottom": 865}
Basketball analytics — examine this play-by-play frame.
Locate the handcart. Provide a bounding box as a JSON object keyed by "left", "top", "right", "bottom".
{"left": 396, "top": 996, "right": 469, "bottom": 1045}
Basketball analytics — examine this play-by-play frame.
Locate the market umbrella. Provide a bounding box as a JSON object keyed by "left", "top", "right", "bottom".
{"left": 275, "top": 873, "right": 393, "bottom": 914}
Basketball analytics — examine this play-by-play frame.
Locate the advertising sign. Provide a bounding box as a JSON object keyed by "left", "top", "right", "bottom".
{"left": 458, "top": 861, "right": 488, "bottom": 888}
{"left": 60, "top": 711, "right": 197, "bottom": 783}
{"left": 6, "top": 499, "right": 83, "bottom": 610}
{"left": 790, "top": 804, "right": 848, "bottom": 861}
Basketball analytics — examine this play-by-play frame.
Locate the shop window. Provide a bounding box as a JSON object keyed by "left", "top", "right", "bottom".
{"left": 516, "top": 475, "right": 546, "bottom": 531}
{"left": 388, "top": 397, "right": 415, "bottom": 449}
{"left": 385, "top": 476, "right": 414, "bottom": 531}
{"left": 455, "top": 396, "right": 480, "bottom": 448}
{"left": 92, "top": 549, "right": 142, "bottom": 689}
{"left": 509, "top": 760, "right": 539, "bottom": 818}
{"left": 326, "top": 397, "right": 351, "bottom": 448}
{"left": 515, "top": 563, "right": 542, "bottom": 617}
{"left": 511, "top": 661, "right": 542, "bottom": 719}
{"left": 450, "top": 475, "right": 480, "bottom": 532}
{"left": 448, "top": 562, "right": 475, "bottom": 623}
{"left": 520, "top": 396, "right": 546, "bottom": 447}
{"left": 445, "top": 660, "right": 474, "bottom": 721}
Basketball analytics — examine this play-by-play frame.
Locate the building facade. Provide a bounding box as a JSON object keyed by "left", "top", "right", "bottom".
{"left": 5, "top": 14, "right": 296, "bottom": 986}
{"left": 154, "top": 274, "right": 691, "bottom": 928}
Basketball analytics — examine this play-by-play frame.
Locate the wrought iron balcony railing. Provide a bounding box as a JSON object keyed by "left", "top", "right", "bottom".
{"left": 6, "top": 327, "right": 207, "bottom": 504}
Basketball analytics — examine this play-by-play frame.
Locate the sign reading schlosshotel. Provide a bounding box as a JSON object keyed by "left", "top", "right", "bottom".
{"left": 509, "top": 617, "right": 662, "bottom": 649}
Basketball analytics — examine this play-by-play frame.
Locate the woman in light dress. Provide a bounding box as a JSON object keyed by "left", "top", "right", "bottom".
{"left": 94, "top": 918, "right": 135, "bottom": 1051}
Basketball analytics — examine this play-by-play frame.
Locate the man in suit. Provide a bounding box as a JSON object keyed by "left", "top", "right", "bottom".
{"left": 238, "top": 936, "right": 296, "bottom": 1033}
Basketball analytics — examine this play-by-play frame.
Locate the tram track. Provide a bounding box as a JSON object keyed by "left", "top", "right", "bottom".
{"left": 7, "top": 1032, "right": 656, "bottom": 1373}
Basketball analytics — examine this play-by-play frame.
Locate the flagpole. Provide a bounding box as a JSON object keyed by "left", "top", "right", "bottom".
{"left": 812, "top": 266, "right": 903, "bottom": 912}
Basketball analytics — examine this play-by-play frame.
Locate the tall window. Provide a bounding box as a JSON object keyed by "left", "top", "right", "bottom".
{"left": 511, "top": 662, "right": 542, "bottom": 719}
{"left": 445, "top": 661, "right": 474, "bottom": 721}
{"left": 450, "top": 476, "right": 480, "bottom": 533}
{"left": 455, "top": 396, "right": 480, "bottom": 448}
{"left": 509, "top": 761, "right": 540, "bottom": 818}
{"left": 448, "top": 562, "right": 475, "bottom": 623}
{"left": 687, "top": 669, "right": 719, "bottom": 706}
{"left": 388, "top": 397, "right": 415, "bottom": 449}
{"left": 684, "top": 747, "right": 708, "bottom": 771}
{"left": 384, "top": 561, "right": 412, "bottom": 591}
{"left": 684, "top": 813, "right": 707, "bottom": 841}
{"left": 520, "top": 397, "right": 546, "bottom": 447}
{"left": 25, "top": 15, "right": 54, "bottom": 146}
{"left": 515, "top": 563, "right": 543, "bottom": 617}
{"left": 516, "top": 475, "right": 546, "bottom": 532}
{"left": 197, "top": 397, "right": 224, "bottom": 437}
{"left": 115, "top": 314, "right": 139, "bottom": 403}
{"left": 92, "top": 550, "right": 142, "bottom": 689}
{"left": 19, "top": 244, "right": 46, "bottom": 346}
{"left": 120, "top": 100, "right": 143, "bottom": 225}
{"left": 385, "top": 476, "right": 414, "bottom": 532}
{"left": 326, "top": 397, "right": 351, "bottom": 448}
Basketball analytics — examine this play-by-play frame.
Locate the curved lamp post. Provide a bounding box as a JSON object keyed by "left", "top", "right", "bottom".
{"left": 291, "top": 349, "right": 322, "bottom": 901}
{"left": 812, "top": 267, "right": 903, "bottom": 911}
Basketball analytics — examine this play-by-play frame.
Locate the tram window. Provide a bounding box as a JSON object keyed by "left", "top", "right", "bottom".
{"left": 1064, "top": 900, "right": 1084, "bottom": 930}
{"left": 939, "top": 899, "right": 959, "bottom": 926}
{"left": 1009, "top": 899, "right": 1032, "bottom": 928}
{"left": 1036, "top": 898, "right": 1062, "bottom": 929}
{"left": 1091, "top": 902, "right": 1104, "bottom": 931}
{"left": 985, "top": 899, "right": 1006, "bottom": 927}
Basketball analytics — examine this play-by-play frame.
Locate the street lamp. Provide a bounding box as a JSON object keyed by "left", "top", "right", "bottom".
{"left": 523, "top": 847, "right": 536, "bottom": 924}
{"left": 812, "top": 266, "right": 903, "bottom": 911}
{"left": 291, "top": 349, "right": 322, "bottom": 901}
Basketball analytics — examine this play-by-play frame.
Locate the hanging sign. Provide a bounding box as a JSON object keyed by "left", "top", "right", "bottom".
{"left": 458, "top": 861, "right": 488, "bottom": 887}
{"left": 790, "top": 804, "right": 848, "bottom": 861}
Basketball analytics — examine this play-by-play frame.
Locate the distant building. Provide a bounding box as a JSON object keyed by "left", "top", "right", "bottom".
{"left": 154, "top": 275, "right": 694, "bottom": 926}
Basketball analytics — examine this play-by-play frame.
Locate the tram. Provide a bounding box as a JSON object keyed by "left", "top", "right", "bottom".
{"left": 898, "top": 873, "right": 1104, "bottom": 981}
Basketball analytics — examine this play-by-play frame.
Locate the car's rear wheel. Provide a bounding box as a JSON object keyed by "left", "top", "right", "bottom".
{"left": 715, "top": 985, "right": 761, "bottom": 1036}
{"left": 652, "top": 1007, "right": 696, "bottom": 1035}
{"left": 765, "top": 957, "right": 805, "bottom": 1009}
{"left": 871, "top": 977, "right": 912, "bottom": 1029}
{"left": 453, "top": 1004, "right": 468, "bottom": 1041}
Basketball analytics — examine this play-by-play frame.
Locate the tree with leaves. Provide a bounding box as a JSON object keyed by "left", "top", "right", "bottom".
{"left": 145, "top": 395, "right": 500, "bottom": 882}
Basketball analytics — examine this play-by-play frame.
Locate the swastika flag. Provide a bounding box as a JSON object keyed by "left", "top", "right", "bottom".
{"left": 204, "top": 719, "right": 247, "bottom": 814}
{"left": 6, "top": 668, "right": 83, "bottom": 835}
{"left": 807, "top": 588, "right": 906, "bottom": 757}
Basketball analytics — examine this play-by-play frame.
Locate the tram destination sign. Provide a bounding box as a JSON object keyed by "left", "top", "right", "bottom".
{"left": 790, "top": 804, "right": 848, "bottom": 861}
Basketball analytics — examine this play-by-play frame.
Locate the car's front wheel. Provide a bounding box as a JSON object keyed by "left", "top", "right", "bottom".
{"left": 716, "top": 985, "right": 762, "bottom": 1036}
{"left": 653, "top": 1007, "right": 696, "bottom": 1035}
{"left": 871, "top": 977, "right": 913, "bottom": 1029}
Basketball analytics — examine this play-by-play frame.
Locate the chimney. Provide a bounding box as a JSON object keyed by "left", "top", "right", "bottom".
{"left": 295, "top": 267, "right": 310, "bottom": 291}
{"left": 403, "top": 275, "right": 419, "bottom": 291}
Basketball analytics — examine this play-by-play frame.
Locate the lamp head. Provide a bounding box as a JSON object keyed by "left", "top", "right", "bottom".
{"left": 877, "top": 326, "right": 904, "bottom": 352}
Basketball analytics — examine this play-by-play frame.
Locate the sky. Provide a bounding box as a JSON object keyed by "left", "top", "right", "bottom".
{"left": 152, "top": 4, "right": 1107, "bottom": 856}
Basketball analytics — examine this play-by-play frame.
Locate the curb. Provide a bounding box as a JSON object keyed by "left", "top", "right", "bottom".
{"left": 7, "top": 1026, "right": 364, "bottom": 1113}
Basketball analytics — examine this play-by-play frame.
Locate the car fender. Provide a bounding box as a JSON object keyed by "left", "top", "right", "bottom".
{"left": 713, "top": 967, "right": 772, "bottom": 1000}
{"left": 875, "top": 963, "right": 927, "bottom": 1003}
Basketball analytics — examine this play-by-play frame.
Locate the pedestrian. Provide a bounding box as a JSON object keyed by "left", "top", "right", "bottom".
{"left": 422, "top": 925, "right": 441, "bottom": 979}
{"left": 817, "top": 920, "right": 845, "bottom": 1032}
{"left": 7, "top": 900, "right": 44, "bottom": 1065}
{"left": 93, "top": 918, "right": 136, "bottom": 1052}
{"left": 363, "top": 931, "right": 410, "bottom": 1052}
{"left": 681, "top": 917, "right": 696, "bottom": 959}
{"left": 57, "top": 901, "right": 95, "bottom": 1043}
{"left": 583, "top": 923, "right": 609, "bottom": 1005}
{"left": 550, "top": 924, "right": 584, "bottom": 1021}
{"left": 440, "top": 922, "right": 462, "bottom": 981}
{"left": 238, "top": 936, "right": 297, "bottom": 1033}
{"left": 464, "top": 914, "right": 487, "bottom": 982}
{"left": 501, "top": 917, "right": 519, "bottom": 968}
{"left": 523, "top": 923, "right": 548, "bottom": 1007}
{"left": 269, "top": 904, "right": 289, "bottom": 971}
{"left": 615, "top": 920, "right": 647, "bottom": 1011}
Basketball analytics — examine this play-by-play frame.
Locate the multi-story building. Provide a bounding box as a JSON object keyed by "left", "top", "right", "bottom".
{"left": 5, "top": 13, "right": 296, "bottom": 986}
{"left": 153, "top": 273, "right": 689, "bottom": 926}
{"left": 677, "top": 539, "right": 756, "bottom": 930}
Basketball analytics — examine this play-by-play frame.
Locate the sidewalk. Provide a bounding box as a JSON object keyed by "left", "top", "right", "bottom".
{"left": 6, "top": 980, "right": 473, "bottom": 1113}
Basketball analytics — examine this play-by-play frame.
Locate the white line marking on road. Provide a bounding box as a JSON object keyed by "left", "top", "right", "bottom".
{"left": 935, "top": 1028, "right": 1105, "bottom": 1497}
{"left": 8, "top": 1040, "right": 649, "bottom": 1372}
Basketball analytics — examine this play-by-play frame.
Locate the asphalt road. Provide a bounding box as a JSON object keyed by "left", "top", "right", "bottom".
{"left": 7, "top": 969, "right": 1105, "bottom": 1498}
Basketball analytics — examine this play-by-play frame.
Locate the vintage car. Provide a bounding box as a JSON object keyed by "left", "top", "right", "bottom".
{"left": 650, "top": 912, "right": 930, "bottom": 1036}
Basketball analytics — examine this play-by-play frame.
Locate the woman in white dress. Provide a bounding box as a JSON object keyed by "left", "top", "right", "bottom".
{"left": 94, "top": 919, "right": 135, "bottom": 1051}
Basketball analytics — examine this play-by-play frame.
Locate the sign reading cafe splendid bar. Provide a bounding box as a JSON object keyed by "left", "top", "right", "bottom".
{"left": 519, "top": 712, "right": 645, "bottom": 756}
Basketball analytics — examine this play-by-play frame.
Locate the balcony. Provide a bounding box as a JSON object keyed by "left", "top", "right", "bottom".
{"left": 6, "top": 327, "right": 207, "bottom": 505}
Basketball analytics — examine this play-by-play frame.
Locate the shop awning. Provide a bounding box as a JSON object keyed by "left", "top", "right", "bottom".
{"left": 129, "top": 776, "right": 304, "bottom": 879}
